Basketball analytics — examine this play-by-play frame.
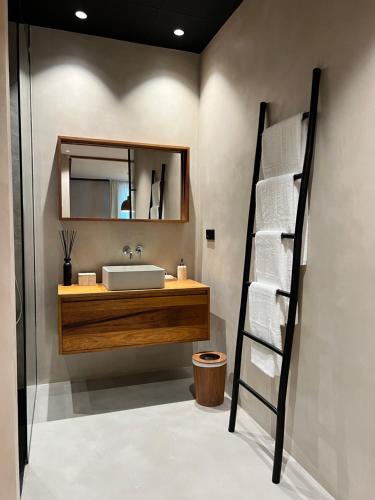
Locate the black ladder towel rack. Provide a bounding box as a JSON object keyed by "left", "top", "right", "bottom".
{"left": 228, "top": 68, "right": 321, "bottom": 484}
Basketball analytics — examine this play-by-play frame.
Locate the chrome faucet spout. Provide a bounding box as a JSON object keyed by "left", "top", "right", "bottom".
{"left": 122, "top": 245, "right": 133, "bottom": 259}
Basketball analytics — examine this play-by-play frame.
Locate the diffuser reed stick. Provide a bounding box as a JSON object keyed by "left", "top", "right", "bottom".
{"left": 59, "top": 230, "right": 77, "bottom": 286}
{"left": 59, "top": 229, "right": 77, "bottom": 259}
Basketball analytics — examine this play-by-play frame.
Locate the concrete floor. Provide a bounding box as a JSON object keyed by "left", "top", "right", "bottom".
{"left": 22, "top": 372, "right": 332, "bottom": 500}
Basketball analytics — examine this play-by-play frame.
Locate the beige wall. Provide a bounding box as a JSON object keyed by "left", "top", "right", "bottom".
{"left": 30, "top": 27, "right": 200, "bottom": 383}
{"left": 198, "top": 0, "right": 375, "bottom": 498}
{"left": 0, "top": 1, "right": 20, "bottom": 498}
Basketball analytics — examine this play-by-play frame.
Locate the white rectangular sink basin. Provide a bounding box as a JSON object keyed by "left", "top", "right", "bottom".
{"left": 102, "top": 265, "right": 165, "bottom": 291}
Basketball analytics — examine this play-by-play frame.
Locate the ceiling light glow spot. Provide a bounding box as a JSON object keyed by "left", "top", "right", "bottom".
{"left": 174, "top": 28, "right": 184, "bottom": 37}
{"left": 75, "top": 10, "right": 88, "bottom": 20}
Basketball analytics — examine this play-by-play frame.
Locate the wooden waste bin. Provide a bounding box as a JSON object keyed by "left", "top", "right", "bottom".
{"left": 192, "top": 352, "right": 227, "bottom": 407}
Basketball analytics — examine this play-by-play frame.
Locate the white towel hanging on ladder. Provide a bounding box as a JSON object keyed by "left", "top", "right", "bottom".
{"left": 245, "top": 282, "right": 282, "bottom": 378}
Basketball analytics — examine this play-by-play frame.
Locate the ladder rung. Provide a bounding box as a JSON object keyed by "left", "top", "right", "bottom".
{"left": 238, "top": 379, "right": 278, "bottom": 414}
{"left": 250, "top": 232, "right": 295, "bottom": 239}
{"left": 255, "top": 174, "right": 302, "bottom": 184}
{"left": 244, "top": 281, "right": 291, "bottom": 298}
{"left": 242, "top": 330, "right": 283, "bottom": 356}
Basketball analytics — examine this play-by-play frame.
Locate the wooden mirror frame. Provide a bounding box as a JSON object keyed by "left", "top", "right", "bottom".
{"left": 57, "top": 136, "right": 190, "bottom": 223}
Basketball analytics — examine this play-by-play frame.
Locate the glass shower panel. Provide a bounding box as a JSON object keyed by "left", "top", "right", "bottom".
{"left": 9, "top": 22, "right": 37, "bottom": 486}
{"left": 18, "top": 23, "right": 37, "bottom": 456}
{"left": 9, "top": 20, "right": 28, "bottom": 483}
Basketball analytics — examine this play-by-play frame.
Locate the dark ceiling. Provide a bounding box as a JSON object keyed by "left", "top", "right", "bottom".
{"left": 9, "top": 0, "right": 243, "bottom": 53}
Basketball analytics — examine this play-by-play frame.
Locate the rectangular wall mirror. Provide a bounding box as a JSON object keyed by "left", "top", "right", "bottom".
{"left": 57, "top": 137, "right": 189, "bottom": 222}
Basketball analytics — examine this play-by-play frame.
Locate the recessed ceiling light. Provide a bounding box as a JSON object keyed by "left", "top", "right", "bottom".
{"left": 65, "top": 149, "right": 70, "bottom": 153}
{"left": 174, "top": 28, "right": 184, "bottom": 37}
{"left": 75, "top": 10, "right": 87, "bottom": 20}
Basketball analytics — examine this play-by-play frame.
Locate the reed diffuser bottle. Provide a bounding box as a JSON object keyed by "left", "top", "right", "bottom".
{"left": 59, "top": 229, "right": 77, "bottom": 286}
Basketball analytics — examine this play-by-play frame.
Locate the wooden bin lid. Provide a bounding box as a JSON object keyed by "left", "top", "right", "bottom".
{"left": 192, "top": 351, "right": 227, "bottom": 365}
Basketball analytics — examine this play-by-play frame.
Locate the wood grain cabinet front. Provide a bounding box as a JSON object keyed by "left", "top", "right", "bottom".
{"left": 58, "top": 280, "right": 210, "bottom": 354}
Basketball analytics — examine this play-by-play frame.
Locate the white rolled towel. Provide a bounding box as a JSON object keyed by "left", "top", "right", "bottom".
{"left": 261, "top": 113, "right": 308, "bottom": 178}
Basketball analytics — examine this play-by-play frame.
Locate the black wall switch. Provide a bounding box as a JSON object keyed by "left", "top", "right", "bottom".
{"left": 206, "top": 229, "right": 215, "bottom": 241}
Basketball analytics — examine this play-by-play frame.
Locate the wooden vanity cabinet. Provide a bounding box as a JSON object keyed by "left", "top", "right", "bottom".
{"left": 58, "top": 280, "right": 210, "bottom": 354}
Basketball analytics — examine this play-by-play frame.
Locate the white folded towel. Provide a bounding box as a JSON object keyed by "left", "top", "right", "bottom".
{"left": 255, "top": 231, "right": 293, "bottom": 324}
{"left": 152, "top": 181, "right": 160, "bottom": 206}
{"left": 150, "top": 206, "right": 159, "bottom": 219}
{"left": 255, "top": 174, "right": 308, "bottom": 264}
{"left": 255, "top": 231, "right": 293, "bottom": 289}
{"left": 256, "top": 173, "right": 299, "bottom": 233}
{"left": 246, "top": 282, "right": 282, "bottom": 378}
{"left": 261, "top": 113, "right": 307, "bottom": 178}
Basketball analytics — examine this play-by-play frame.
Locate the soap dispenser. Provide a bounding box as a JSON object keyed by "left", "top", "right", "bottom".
{"left": 177, "top": 259, "right": 187, "bottom": 280}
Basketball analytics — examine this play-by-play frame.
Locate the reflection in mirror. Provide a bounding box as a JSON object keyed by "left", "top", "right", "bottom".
{"left": 59, "top": 138, "right": 189, "bottom": 222}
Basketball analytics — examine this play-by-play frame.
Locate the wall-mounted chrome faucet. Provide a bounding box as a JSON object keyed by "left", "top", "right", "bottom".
{"left": 122, "top": 244, "right": 144, "bottom": 260}
{"left": 122, "top": 245, "right": 133, "bottom": 260}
